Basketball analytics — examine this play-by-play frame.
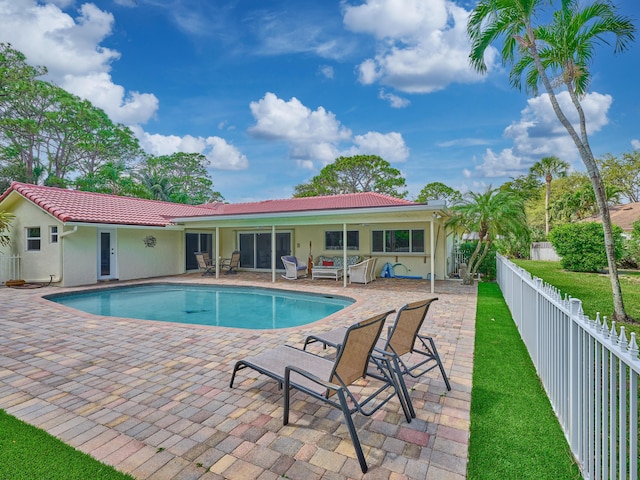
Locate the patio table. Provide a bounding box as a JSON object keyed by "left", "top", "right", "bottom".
{"left": 312, "top": 266, "right": 344, "bottom": 281}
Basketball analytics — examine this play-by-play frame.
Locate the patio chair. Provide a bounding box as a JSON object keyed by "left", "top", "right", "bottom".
{"left": 367, "top": 257, "right": 378, "bottom": 283}
{"left": 194, "top": 252, "right": 215, "bottom": 276}
{"left": 229, "top": 310, "right": 411, "bottom": 473}
{"left": 347, "top": 258, "right": 368, "bottom": 284}
{"left": 303, "top": 298, "right": 450, "bottom": 418}
{"left": 281, "top": 255, "right": 307, "bottom": 280}
{"left": 222, "top": 251, "right": 240, "bottom": 274}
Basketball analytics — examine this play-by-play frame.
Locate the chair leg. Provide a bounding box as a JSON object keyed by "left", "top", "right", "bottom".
{"left": 426, "top": 337, "right": 451, "bottom": 391}
{"left": 389, "top": 356, "right": 416, "bottom": 419}
{"left": 337, "top": 389, "right": 368, "bottom": 473}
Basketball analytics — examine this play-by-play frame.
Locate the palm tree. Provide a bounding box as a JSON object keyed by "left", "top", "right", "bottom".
{"left": 447, "top": 187, "right": 529, "bottom": 285}
{"left": 530, "top": 156, "right": 570, "bottom": 235}
{"left": 467, "top": 0, "right": 635, "bottom": 322}
{"left": 137, "top": 171, "right": 176, "bottom": 202}
{"left": 0, "top": 210, "right": 14, "bottom": 249}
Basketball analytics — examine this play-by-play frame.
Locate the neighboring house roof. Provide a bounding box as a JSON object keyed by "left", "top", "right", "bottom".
{"left": 0, "top": 182, "right": 421, "bottom": 227}
{"left": 584, "top": 202, "right": 640, "bottom": 232}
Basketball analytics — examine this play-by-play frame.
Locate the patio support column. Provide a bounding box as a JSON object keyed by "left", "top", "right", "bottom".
{"left": 430, "top": 218, "right": 435, "bottom": 294}
{"left": 271, "top": 225, "right": 276, "bottom": 283}
{"left": 343, "top": 223, "right": 348, "bottom": 288}
{"left": 215, "top": 226, "right": 220, "bottom": 279}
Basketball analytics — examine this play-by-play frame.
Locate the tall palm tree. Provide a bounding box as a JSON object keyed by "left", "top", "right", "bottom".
{"left": 467, "top": 0, "right": 635, "bottom": 322}
{"left": 447, "top": 187, "right": 529, "bottom": 285}
{"left": 530, "top": 156, "right": 570, "bottom": 235}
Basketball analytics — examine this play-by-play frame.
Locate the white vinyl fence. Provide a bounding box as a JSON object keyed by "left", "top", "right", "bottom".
{"left": 0, "top": 255, "right": 20, "bottom": 285}
{"left": 497, "top": 254, "right": 639, "bottom": 480}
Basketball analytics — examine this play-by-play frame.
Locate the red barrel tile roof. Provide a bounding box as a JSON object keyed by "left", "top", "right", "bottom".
{"left": 1, "top": 182, "right": 419, "bottom": 227}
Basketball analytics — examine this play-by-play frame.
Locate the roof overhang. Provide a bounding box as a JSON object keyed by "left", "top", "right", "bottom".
{"left": 172, "top": 203, "right": 447, "bottom": 225}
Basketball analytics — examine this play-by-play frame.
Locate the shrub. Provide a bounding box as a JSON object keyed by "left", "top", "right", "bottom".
{"left": 623, "top": 219, "right": 640, "bottom": 268}
{"left": 548, "top": 222, "right": 624, "bottom": 272}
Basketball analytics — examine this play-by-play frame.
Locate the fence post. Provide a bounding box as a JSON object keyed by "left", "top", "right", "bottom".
{"left": 568, "top": 298, "right": 582, "bottom": 461}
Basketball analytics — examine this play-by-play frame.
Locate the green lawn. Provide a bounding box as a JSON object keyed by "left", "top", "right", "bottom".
{"left": 0, "top": 409, "right": 134, "bottom": 480}
{"left": 513, "top": 259, "right": 640, "bottom": 338}
{"left": 468, "top": 282, "right": 582, "bottom": 479}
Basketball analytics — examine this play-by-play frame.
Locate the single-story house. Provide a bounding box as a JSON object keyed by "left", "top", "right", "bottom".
{"left": 0, "top": 182, "right": 452, "bottom": 291}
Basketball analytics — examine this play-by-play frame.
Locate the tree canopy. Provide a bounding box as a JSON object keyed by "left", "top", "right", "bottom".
{"left": 415, "top": 182, "right": 462, "bottom": 205}
{"left": 293, "top": 155, "right": 407, "bottom": 198}
{"left": 0, "top": 43, "right": 223, "bottom": 205}
{"left": 598, "top": 151, "right": 640, "bottom": 203}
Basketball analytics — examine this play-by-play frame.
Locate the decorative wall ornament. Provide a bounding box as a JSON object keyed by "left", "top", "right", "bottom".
{"left": 143, "top": 235, "right": 157, "bottom": 248}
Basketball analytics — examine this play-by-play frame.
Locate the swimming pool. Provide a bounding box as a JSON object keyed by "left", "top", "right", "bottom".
{"left": 46, "top": 283, "right": 354, "bottom": 329}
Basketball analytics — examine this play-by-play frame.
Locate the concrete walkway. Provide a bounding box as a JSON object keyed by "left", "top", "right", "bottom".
{"left": 0, "top": 274, "right": 477, "bottom": 479}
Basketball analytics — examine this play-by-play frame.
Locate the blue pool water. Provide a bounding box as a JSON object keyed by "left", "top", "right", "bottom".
{"left": 46, "top": 283, "right": 354, "bottom": 329}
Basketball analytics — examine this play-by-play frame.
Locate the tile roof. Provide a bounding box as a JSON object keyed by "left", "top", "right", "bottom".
{"left": 0, "top": 182, "right": 216, "bottom": 227}
{"left": 0, "top": 183, "right": 421, "bottom": 227}
{"left": 200, "top": 192, "right": 417, "bottom": 216}
{"left": 584, "top": 202, "right": 640, "bottom": 232}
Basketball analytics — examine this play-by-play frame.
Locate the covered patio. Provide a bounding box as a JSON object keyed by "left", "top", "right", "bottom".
{"left": 0, "top": 274, "right": 476, "bottom": 479}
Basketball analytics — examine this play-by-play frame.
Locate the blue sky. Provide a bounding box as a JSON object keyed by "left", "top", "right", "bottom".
{"left": 2, "top": 0, "right": 639, "bottom": 203}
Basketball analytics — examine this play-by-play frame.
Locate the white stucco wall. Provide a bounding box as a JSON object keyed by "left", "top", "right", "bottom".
{"left": 3, "top": 196, "right": 62, "bottom": 283}
{"left": 116, "top": 228, "right": 184, "bottom": 281}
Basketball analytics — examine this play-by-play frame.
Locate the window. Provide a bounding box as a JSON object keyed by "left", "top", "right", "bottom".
{"left": 372, "top": 229, "right": 425, "bottom": 253}
{"left": 26, "top": 227, "right": 41, "bottom": 251}
{"left": 325, "top": 230, "right": 359, "bottom": 250}
{"left": 50, "top": 226, "right": 58, "bottom": 244}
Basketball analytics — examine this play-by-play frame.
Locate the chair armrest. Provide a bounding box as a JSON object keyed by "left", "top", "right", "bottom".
{"left": 285, "top": 364, "right": 340, "bottom": 393}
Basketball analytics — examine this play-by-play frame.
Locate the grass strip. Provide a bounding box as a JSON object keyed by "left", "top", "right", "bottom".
{"left": 0, "top": 409, "right": 134, "bottom": 480}
{"left": 467, "top": 282, "right": 582, "bottom": 480}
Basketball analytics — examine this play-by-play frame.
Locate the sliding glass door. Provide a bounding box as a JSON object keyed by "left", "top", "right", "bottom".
{"left": 185, "top": 233, "right": 213, "bottom": 270}
{"left": 238, "top": 232, "right": 291, "bottom": 270}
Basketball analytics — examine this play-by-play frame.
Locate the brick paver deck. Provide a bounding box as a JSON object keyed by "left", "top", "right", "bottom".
{"left": 0, "top": 274, "right": 477, "bottom": 479}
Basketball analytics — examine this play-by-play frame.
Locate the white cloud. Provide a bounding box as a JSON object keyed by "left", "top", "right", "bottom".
{"left": 248, "top": 92, "right": 409, "bottom": 167}
{"left": 318, "top": 65, "right": 335, "bottom": 79}
{"left": 347, "top": 132, "right": 410, "bottom": 162}
{"left": 378, "top": 89, "right": 410, "bottom": 108}
{"left": 131, "top": 127, "right": 249, "bottom": 171}
{"left": 470, "top": 91, "right": 612, "bottom": 178}
{"left": 250, "top": 9, "right": 349, "bottom": 59}
{"left": 205, "top": 136, "right": 249, "bottom": 170}
{"left": 632, "top": 139, "right": 640, "bottom": 150}
{"left": 62, "top": 72, "right": 159, "bottom": 125}
{"left": 0, "top": 0, "right": 159, "bottom": 125}
{"left": 249, "top": 93, "right": 352, "bottom": 143}
{"left": 344, "top": 0, "right": 496, "bottom": 93}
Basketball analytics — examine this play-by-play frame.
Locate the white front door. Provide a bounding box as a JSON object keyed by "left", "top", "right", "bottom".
{"left": 98, "top": 229, "right": 117, "bottom": 280}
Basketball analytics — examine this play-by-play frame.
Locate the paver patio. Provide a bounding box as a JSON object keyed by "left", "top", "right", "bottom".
{"left": 0, "top": 273, "right": 477, "bottom": 479}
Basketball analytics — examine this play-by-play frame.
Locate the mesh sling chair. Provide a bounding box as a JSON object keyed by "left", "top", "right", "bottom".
{"left": 194, "top": 252, "right": 215, "bottom": 276}
{"left": 303, "top": 298, "right": 450, "bottom": 418}
{"left": 229, "top": 310, "right": 411, "bottom": 473}
{"left": 222, "top": 251, "right": 240, "bottom": 274}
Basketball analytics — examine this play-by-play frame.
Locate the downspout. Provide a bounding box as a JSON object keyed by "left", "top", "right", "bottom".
{"left": 40, "top": 226, "right": 78, "bottom": 284}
